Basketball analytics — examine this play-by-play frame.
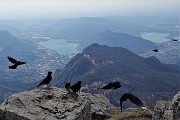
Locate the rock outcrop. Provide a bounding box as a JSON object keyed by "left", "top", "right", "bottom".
{"left": 0, "top": 87, "right": 91, "bottom": 120}
{"left": 0, "top": 86, "right": 116, "bottom": 120}
{"left": 172, "top": 91, "right": 180, "bottom": 119}
{"left": 153, "top": 91, "right": 180, "bottom": 120}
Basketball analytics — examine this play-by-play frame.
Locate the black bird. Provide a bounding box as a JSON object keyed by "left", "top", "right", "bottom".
{"left": 71, "top": 81, "right": 82, "bottom": 93}
{"left": 101, "top": 81, "right": 121, "bottom": 89}
{"left": 37, "top": 72, "right": 52, "bottom": 87}
{"left": 64, "top": 82, "right": 71, "bottom": 90}
{"left": 64, "top": 82, "right": 72, "bottom": 93}
{"left": 7, "top": 56, "right": 26, "bottom": 69}
{"left": 112, "top": 81, "right": 121, "bottom": 89}
{"left": 152, "top": 49, "right": 158, "bottom": 52}
{"left": 172, "top": 39, "right": 178, "bottom": 41}
{"left": 120, "top": 92, "right": 143, "bottom": 112}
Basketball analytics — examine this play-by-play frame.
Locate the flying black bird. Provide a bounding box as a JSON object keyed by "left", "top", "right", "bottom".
{"left": 101, "top": 81, "right": 121, "bottom": 89}
{"left": 112, "top": 81, "right": 121, "bottom": 89}
{"left": 37, "top": 71, "right": 52, "bottom": 87}
{"left": 152, "top": 49, "right": 158, "bottom": 52}
{"left": 120, "top": 92, "right": 143, "bottom": 112}
{"left": 7, "top": 56, "right": 27, "bottom": 69}
{"left": 71, "top": 81, "right": 82, "bottom": 93}
{"left": 172, "top": 39, "right": 178, "bottom": 41}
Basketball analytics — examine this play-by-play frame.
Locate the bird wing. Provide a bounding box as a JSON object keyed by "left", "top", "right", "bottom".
{"left": 120, "top": 93, "right": 128, "bottom": 112}
{"left": 7, "top": 56, "right": 17, "bottom": 63}
{"left": 101, "top": 82, "right": 113, "bottom": 89}
{"left": 19, "top": 62, "right": 27, "bottom": 65}
{"left": 112, "top": 82, "right": 121, "bottom": 89}
{"left": 9, "top": 64, "right": 18, "bottom": 69}
{"left": 127, "top": 93, "right": 143, "bottom": 106}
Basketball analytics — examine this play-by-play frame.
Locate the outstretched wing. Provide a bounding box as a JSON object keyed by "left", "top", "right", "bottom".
{"left": 7, "top": 56, "right": 17, "bottom": 63}
{"left": 19, "top": 62, "right": 27, "bottom": 65}
{"left": 127, "top": 93, "right": 143, "bottom": 106}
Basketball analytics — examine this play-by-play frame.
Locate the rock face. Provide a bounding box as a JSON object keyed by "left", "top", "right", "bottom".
{"left": 0, "top": 87, "right": 116, "bottom": 120}
{"left": 0, "top": 87, "right": 91, "bottom": 120}
{"left": 172, "top": 91, "right": 180, "bottom": 119}
{"left": 153, "top": 91, "right": 180, "bottom": 120}
{"left": 87, "top": 93, "right": 116, "bottom": 115}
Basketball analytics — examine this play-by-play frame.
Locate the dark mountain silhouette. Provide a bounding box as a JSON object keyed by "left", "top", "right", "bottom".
{"left": 54, "top": 43, "right": 180, "bottom": 108}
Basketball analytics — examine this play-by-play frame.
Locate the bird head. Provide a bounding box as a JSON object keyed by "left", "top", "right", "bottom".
{"left": 78, "top": 81, "right": 82, "bottom": 84}
{"left": 48, "top": 71, "right": 52, "bottom": 74}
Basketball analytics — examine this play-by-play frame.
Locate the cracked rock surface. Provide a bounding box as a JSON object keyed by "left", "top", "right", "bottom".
{"left": 0, "top": 87, "right": 91, "bottom": 120}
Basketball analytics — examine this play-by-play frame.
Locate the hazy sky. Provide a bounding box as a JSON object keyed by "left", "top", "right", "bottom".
{"left": 0, "top": 0, "right": 179, "bottom": 19}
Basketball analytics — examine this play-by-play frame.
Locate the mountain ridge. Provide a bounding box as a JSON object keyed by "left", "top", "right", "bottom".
{"left": 54, "top": 43, "right": 180, "bottom": 108}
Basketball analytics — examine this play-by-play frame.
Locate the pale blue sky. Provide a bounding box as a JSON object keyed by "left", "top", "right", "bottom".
{"left": 0, "top": 0, "right": 179, "bottom": 19}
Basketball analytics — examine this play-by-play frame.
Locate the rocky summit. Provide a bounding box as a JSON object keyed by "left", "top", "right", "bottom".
{"left": 0, "top": 86, "right": 116, "bottom": 120}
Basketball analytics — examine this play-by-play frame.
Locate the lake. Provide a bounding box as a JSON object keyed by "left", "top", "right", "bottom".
{"left": 141, "top": 32, "right": 170, "bottom": 43}
{"left": 38, "top": 39, "right": 79, "bottom": 55}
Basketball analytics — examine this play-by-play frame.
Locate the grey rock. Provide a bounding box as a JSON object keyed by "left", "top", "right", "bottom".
{"left": 0, "top": 87, "right": 116, "bottom": 120}
{"left": 153, "top": 91, "right": 180, "bottom": 120}
{"left": 0, "top": 87, "right": 91, "bottom": 120}
{"left": 87, "top": 93, "right": 116, "bottom": 115}
{"left": 172, "top": 91, "right": 180, "bottom": 119}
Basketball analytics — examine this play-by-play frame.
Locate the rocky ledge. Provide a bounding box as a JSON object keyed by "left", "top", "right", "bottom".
{"left": 0, "top": 87, "right": 115, "bottom": 120}
{"left": 153, "top": 91, "right": 180, "bottom": 120}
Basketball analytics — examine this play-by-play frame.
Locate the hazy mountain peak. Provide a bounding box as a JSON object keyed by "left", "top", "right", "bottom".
{"left": 54, "top": 44, "right": 180, "bottom": 108}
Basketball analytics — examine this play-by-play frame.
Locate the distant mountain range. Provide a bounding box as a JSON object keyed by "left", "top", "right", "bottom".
{"left": 0, "top": 30, "right": 34, "bottom": 55}
{"left": 49, "top": 16, "right": 179, "bottom": 40}
{"left": 54, "top": 43, "right": 180, "bottom": 108}
{"left": 48, "top": 17, "right": 179, "bottom": 65}
{"left": 87, "top": 30, "right": 156, "bottom": 54}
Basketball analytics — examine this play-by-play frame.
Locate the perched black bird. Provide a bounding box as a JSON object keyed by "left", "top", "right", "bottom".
{"left": 101, "top": 81, "right": 121, "bottom": 89}
{"left": 152, "top": 49, "right": 158, "bottom": 52}
{"left": 172, "top": 39, "right": 178, "bottom": 41}
{"left": 64, "top": 82, "right": 71, "bottom": 93}
{"left": 71, "top": 81, "right": 82, "bottom": 93}
{"left": 37, "top": 72, "right": 52, "bottom": 87}
{"left": 7, "top": 56, "right": 26, "bottom": 69}
{"left": 64, "top": 82, "right": 71, "bottom": 90}
{"left": 120, "top": 92, "right": 143, "bottom": 112}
